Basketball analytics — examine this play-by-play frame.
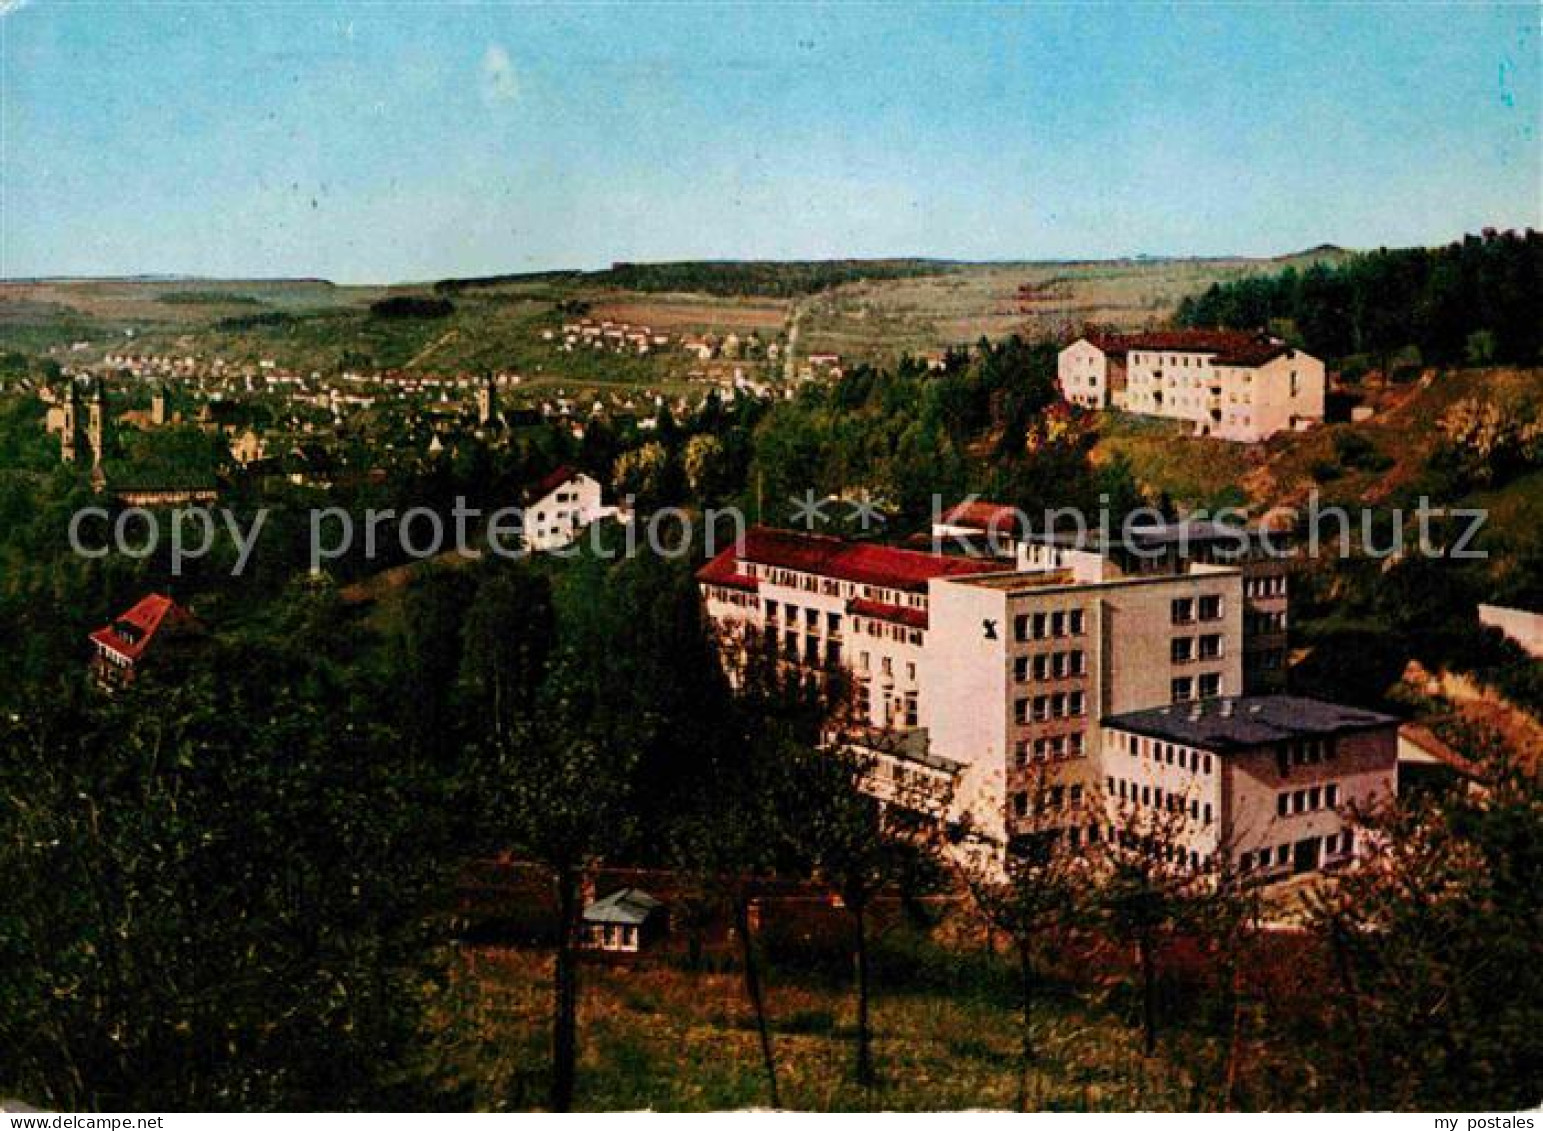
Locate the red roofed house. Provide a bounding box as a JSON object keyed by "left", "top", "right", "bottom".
{"left": 520, "top": 466, "right": 616, "bottom": 553}
{"left": 1058, "top": 330, "right": 1324, "bottom": 441}
{"left": 89, "top": 593, "right": 201, "bottom": 689}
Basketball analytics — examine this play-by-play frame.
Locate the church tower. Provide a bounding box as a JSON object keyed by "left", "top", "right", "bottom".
{"left": 86, "top": 377, "right": 105, "bottom": 468}
{"left": 476, "top": 373, "right": 495, "bottom": 428}
{"left": 60, "top": 381, "right": 79, "bottom": 464}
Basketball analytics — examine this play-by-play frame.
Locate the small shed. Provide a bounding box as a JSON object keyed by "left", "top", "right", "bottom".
{"left": 581, "top": 888, "right": 665, "bottom": 954}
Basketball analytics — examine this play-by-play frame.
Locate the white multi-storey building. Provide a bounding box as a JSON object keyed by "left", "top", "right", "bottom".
{"left": 698, "top": 524, "right": 1393, "bottom": 881}
{"left": 1058, "top": 330, "right": 1325, "bottom": 441}
{"left": 521, "top": 466, "right": 616, "bottom": 552}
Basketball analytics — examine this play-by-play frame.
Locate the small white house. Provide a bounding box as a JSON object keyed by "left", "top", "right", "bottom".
{"left": 521, "top": 466, "right": 615, "bottom": 552}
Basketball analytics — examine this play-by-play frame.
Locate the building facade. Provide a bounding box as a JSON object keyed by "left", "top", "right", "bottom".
{"left": 521, "top": 466, "right": 616, "bottom": 552}
{"left": 1057, "top": 330, "right": 1325, "bottom": 441}
{"left": 698, "top": 524, "right": 1380, "bottom": 882}
{"left": 1101, "top": 696, "right": 1398, "bottom": 880}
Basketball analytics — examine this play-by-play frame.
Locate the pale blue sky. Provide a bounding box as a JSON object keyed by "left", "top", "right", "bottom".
{"left": 2, "top": 1, "right": 1538, "bottom": 282}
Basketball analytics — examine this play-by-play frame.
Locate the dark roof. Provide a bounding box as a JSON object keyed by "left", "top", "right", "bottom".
{"left": 1076, "top": 330, "right": 1298, "bottom": 367}
{"left": 89, "top": 594, "right": 199, "bottom": 664}
{"left": 582, "top": 888, "right": 662, "bottom": 926}
{"left": 1023, "top": 517, "right": 1284, "bottom": 555}
{"left": 696, "top": 526, "right": 1002, "bottom": 596}
{"left": 1105, "top": 695, "right": 1397, "bottom": 752}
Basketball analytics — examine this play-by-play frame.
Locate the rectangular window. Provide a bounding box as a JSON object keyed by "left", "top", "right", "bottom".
{"left": 1014, "top": 698, "right": 1029, "bottom": 724}
{"left": 1171, "top": 676, "right": 1194, "bottom": 703}
{"left": 1014, "top": 656, "right": 1029, "bottom": 683}
{"left": 1171, "top": 637, "right": 1194, "bottom": 663}
{"left": 1014, "top": 615, "right": 1030, "bottom": 642}
{"left": 1198, "top": 634, "right": 1223, "bottom": 659}
{"left": 1277, "top": 793, "right": 1289, "bottom": 818}
{"left": 1199, "top": 594, "right": 1223, "bottom": 621}
{"left": 1069, "top": 609, "right": 1085, "bottom": 636}
{"left": 1199, "top": 673, "right": 1221, "bottom": 699}
{"left": 1032, "top": 612, "right": 1048, "bottom": 639}
{"left": 1326, "top": 783, "right": 1339, "bottom": 808}
{"left": 1033, "top": 654, "right": 1050, "bottom": 680}
{"left": 1171, "top": 597, "right": 1196, "bottom": 625}
{"left": 1051, "top": 611, "right": 1066, "bottom": 637}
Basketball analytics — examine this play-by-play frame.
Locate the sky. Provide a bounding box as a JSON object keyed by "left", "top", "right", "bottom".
{"left": 1, "top": 1, "right": 1539, "bottom": 282}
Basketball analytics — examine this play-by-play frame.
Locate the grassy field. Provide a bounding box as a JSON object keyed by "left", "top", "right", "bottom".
{"left": 432, "top": 942, "right": 1214, "bottom": 1112}
{"left": 1091, "top": 366, "right": 1543, "bottom": 516}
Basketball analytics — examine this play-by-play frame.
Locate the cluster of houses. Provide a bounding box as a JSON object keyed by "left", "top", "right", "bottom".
{"left": 1057, "top": 329, "right": 1327, "bottom": 442}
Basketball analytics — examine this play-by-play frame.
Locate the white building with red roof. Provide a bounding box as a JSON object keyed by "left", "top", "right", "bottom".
{"left": 1058, "top": 329, "right": 1324, "bottom": 441}
{"left": 520, "top": 466, "right": 616, "bottom": 553}
{"left": 699, "top": 526, "right": 1258, "bottom": 854}
{"left": 89, "top": 593, "right": 200, "bottom": 689}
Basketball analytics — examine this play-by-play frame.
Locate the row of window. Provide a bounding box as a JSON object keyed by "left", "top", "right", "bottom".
{"left": 1115, "top": 732, "right": 1215, "bottom": 775}
{"left": 854, "top": 653, "right": 917, "bottom": 682}
{"left": 766, "top": 600, "right": 840, "bottom": 635}
{"left": 1171, "top": 634, "right": 1224, "bottom": 663}
{"left": 1172, "top": 673, "right": 1222, "bottom": 702}
{"left": 1014, "top": 690, "right": 1087, "bottom": 723}
{"left": 1240, "top": 831, "right": 1352, "bottom": 874}
{"left": 1013, "top": 649, "right": 1086, "bottom": 682}
{"left": 1013, "top": 608, "right": 1086, "bottom": 642}
{"left": 1013, "top": 731, "right": 1086, "bottom": 765}
{"left": 1245, "top": 574, "right": 1288, "bottom": 598}
{"left": 1109, "top": 777, "right": 1215, "bottom": 825}
{"left": 1011, "top": 782, "right": 1085, "bottom": 817}
{"left": 1171, "top": 595, "right": 1225, "bottom": 624}
{"left": 1277, "top": 783, "right": 1340, "bottom": 816}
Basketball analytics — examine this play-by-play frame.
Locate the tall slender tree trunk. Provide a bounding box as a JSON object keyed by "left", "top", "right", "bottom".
{"left": 853, "top": 901, "right": 875, "bottom": 1087}
{"left": 1328, "top": 917, "right": 1370, "bottom": 1109}
{"left": 1140, "top": 933, "right": 1158, "bottom": 1057}
{"left": 1017, "top": 938, "right": 1036, "bottom": 1111}
{"left": 1222, "top": 956, "right": 1244, "bottom": 1110}
{"left": 551, "top": 863, "right": 580, "bottom": 1112}
{"left": 735, "top": 895, "right": 781, "bottom": 1108}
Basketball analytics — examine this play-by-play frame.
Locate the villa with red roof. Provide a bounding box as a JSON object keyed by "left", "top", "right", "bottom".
{"left": 89, "top": 593, "right": 201, "bottom": 689}
{"left": 520, "top": 466, "right": 617, "bottom": 553}
{"left": 697, "top": 524, "right": 1393, "bottom": 877}
{"left": 1057, "top": 329, "right": 1325, "bottom": 441}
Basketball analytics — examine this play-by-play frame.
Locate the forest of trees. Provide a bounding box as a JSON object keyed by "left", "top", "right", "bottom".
{"left": 1177, "top": 229, "right": 1541, "bottom": 370}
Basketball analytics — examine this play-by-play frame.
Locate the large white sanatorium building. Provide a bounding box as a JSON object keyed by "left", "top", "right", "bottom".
{"left": 1057, "top": 330, "right": 1326, "bottom": 441}
{"left": 698, "top": 523, "right": 1395, "bottom": 880}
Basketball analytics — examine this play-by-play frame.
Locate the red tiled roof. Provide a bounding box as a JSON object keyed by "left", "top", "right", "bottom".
{"left": 697, "top": 550, "right": 759, "bottom": 593}
{"left": 696, "top": 526, "right": 1001, "bottom": 596}
{"left": 89, "top": 594, "right": 197, "bottom": 664}
{"left": 938, "top": 500, "right": 1027, "bottom": 539}
{"left": 1077, "top": 330, "right": 1295, "bottom": 367}
{"left": 848, "top": 596, "right": 929, "bottom": 630}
